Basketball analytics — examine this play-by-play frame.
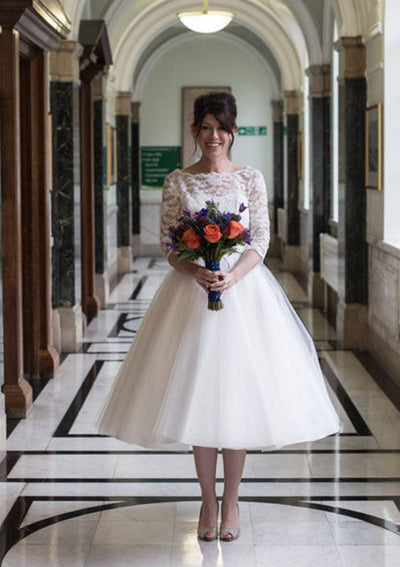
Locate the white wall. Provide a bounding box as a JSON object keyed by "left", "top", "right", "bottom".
{"left": 139, "top": 33, "right": 274, "bottom": 189}
{"left": 384, "top": 0, "right": 400, "bottom": 246}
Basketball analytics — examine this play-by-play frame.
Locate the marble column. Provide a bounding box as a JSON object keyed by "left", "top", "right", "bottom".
{"left": 284, "top": 91, "right": 302, "bottom": 271}
{"left": 116, "top": 92, "right": 132, "bottom": 273}
{"left": 131, "top": 102, "right": 141, "bottom": 253}
{"left": 93, "top": 74, "right": 110, "bottom": 307}
{"left": 50, "top": 41, "right": 84, "bottom": 352}
{"left": 335, "top": 37, "right": 368, "bottom": 348}
{"left": 271, "top": 100, "right": 284, "bottom": 257}
{"left": 0, "top": 28, "right": 32, "bottom": 418}
{"left": 306, "top": 65, "right": 331, "bottom": 307}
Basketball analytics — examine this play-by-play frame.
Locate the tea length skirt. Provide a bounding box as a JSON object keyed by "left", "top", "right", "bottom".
{"left": 95, "top": 256, "right": 342, "bottom": 451}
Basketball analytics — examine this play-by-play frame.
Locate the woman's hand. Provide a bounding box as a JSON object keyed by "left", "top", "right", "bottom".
{"left": 208, "top": 270, "right": 237, "bottom": 298}
{"left": 194, "top": 266, "right": 219, "bottom": 293}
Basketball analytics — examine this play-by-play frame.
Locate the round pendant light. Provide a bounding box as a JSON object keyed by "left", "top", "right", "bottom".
{"left": 178, "top": 1, "right": 234, "bottom": 34}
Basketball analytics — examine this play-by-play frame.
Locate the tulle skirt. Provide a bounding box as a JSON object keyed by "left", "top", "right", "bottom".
{"left": 95, "top": 254, "right": 342, "bottom": 450}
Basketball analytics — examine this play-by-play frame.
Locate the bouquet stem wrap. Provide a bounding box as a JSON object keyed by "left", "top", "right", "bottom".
{"left": 205, "top": 260, "right": 223, "bottom": 311}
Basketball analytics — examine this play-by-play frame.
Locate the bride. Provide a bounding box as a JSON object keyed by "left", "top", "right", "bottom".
{"left": 96, "top": 91, "right": 341, "bottom": 542}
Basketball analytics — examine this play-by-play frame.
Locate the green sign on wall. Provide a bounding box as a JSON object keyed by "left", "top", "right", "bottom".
{"left": 141, "top": 146, "right": 181, "bottom": 187}
{"left": 238, "top": 126, "right": 267, "bottom": 136}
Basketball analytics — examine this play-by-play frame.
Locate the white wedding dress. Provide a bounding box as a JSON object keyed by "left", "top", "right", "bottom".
{"left": 96, "top": 167, "right": 341, "bottom": 450}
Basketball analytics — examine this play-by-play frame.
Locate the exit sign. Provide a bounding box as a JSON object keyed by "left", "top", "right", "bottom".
{"left": 238, "top": 126, "right": 267, "bottom": 136}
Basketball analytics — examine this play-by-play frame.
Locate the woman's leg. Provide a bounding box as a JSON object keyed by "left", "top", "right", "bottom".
{"left": 221, "top": 449, "right": 246, "bottom": 535}
{"left": 193, "top": 446, "right": 219, "bottom": 531}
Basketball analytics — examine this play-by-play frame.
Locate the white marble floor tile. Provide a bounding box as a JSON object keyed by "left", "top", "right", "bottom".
{"left": 249, "top": 502, "right": 328, "bottom": 524}
{"left": 93, "top": 511, "right": 174, "bottom": 545}
{"left": 244, "top": 453, "right": 312, "bottom": 478}
{"left": 113, "top": 453, "right": 203, "bottom": 479}
{"left": 323, "top": 500, "right": 400, "bottom": 524}
{"left": 338, "top": 545, "right": 400, "bottom": 567}
{"left": 9, "top": 454, "right": 120, "bottom": 479}
{"left": 255, "top": 544, "right": 343, "bottom": 567}
{"left": 252, "top": 520, "right": 335, "bottom": 545}
{"left": 330, "top": 520, "right": 400, "bottom": 545}
{"left": 87, "top": 342, "right": 130, "bottom": 353}
{"left": 308, "top": 453, "right": 400, "bottom": 478}
{"left": 21, "top": 513, "right": 101, "bottom": 545}
{"left": 85, "top": 544, "right": 172, "bottom": 567}
{"left": 2, "top": 543, "right": 90, "bottom": 567}
{"left": 21, "top": 500, "right": 106, "bottom": 528}
{"left": 172, "top": 542, "right": 257, "bottom": 567}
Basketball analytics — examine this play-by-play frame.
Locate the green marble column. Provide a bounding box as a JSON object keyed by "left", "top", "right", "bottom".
{"left": 116, "top": 92, "right": 132, "bottom": 273}
{"left": 50, "top": 41, "right": 83, "bottom": 352}
{"left": 306, "top": 65, "right": 331, "bottom": 307}
{"left": 335, "top": 37, "right": 368, "bottom": 347}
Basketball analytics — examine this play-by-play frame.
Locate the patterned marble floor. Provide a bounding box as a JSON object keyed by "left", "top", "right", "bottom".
{"left": 1, "top": 257, "right": 400, "bottom": 566}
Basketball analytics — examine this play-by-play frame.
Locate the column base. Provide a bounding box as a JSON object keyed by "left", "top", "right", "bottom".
{"left": 284, "top": 245, "right": 302, "bottom": 272}
{"left": 2, "top": 378, "right": 33, "bottom": 418}
{"left": 39, "top": 345, "right": 60, "bottom": 378}
{"left": 308, "top": 271, "right": 325, "bottom": 308}
{"left": 0, "top": 393, "right": 6, "bottom": 465}
{"left": 336, "top": 301, "right": 368, "bottom": 349}
{"left": 95, "top": 272, "right": 110, "bottom": 309}
{"left": 54, "top": 305, "right": 84, "bottom": 353}
{"left": 118, "top": 246, "right": 132, "bottom": 273}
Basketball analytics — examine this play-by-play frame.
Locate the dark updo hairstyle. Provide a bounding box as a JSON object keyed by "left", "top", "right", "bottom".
{"left": 192, "top": 91, "right": 237, "bottom": 150}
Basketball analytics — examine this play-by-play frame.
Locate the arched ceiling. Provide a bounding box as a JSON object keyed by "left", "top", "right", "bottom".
{"left": 61, "top": 0, "right": 384, "bottom": 97}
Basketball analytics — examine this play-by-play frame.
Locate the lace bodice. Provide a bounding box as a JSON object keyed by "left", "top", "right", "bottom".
{"left": 160, "top": 167, "right": 270, "bottom": 259}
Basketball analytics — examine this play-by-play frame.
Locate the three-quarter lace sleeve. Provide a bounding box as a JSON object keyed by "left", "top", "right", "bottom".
{"left": 247, "top": 169, "right": 270, "bottom": 259}
{"left": 160, "top": 171, "right": 181, "bottom": 256}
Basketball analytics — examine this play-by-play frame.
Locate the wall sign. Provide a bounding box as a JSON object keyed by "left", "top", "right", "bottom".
{"left": 141, "top": 146, "right": 181, "bottom": 187}
{"left": 238, "top": 126, "right": 267, "bottom": 136}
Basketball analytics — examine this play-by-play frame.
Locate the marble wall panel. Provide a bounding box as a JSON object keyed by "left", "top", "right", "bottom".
{"left": 140, "top": 189, "right": 162, "bottom": 246}
{"left": 369, "top": 244, "right": 400, "bottom": 349}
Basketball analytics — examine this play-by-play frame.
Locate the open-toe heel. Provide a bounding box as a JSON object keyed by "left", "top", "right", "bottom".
{"left": 219, "top": 503, "right": 240, "bottom": 542}
{"left": 197, "top": 502, "right": 219, "bottom": 542}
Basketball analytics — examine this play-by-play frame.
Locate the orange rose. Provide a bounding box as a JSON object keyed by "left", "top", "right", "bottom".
{"left": 224, "top": 220, "right": 244, "bottom": 239}
{"left": 203, "top": 224, "right": 222, "bottom": 243}
{"left": 182, "top": 227, "right": 201, "bottom": 249}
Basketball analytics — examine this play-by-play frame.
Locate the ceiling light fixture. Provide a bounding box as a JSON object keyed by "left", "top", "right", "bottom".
{"left": 178, "top": 0, "right": 234, "bottom": 34}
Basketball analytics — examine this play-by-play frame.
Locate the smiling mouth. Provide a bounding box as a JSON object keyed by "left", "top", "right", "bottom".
{"left": 206, "top": 143, "right": 222, "bottom": 148}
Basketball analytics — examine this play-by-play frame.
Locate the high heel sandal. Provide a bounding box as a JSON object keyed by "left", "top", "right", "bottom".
{"left": 197, "top": 501, "right": 219, "bottom": 542}
{"left": 219, "top": 502, "right": 240, "bottom": 542}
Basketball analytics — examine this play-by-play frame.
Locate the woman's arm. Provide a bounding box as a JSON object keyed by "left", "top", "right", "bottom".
{"left": 167, "top": 253, "right": 219, "bottom": 293}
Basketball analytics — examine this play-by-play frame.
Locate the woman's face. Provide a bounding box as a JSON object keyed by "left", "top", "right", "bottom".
{"left": 193, "top": 113, "right": 234, "bottom": 160}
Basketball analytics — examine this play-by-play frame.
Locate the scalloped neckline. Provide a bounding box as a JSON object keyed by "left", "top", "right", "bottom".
{"left": 178, "top": 167, "right": 250, "bottom": 176}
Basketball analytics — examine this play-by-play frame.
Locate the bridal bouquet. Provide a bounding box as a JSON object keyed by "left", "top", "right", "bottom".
{"left": 166, "top": 201, "right": 251, "bottom": 311}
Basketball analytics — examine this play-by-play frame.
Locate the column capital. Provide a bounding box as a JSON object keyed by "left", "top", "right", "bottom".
{"left": 333, "top": 36, "right": 366, "bottom": 79}
{"left": 50, "top": 40, "right": 83, "bottom": 84}
{"left": 306, "top": 65, "right": 331, "bottom": 98}
{"left": 131, "top": 101, "right": 141, "bottom": 123}
{"left": 116, "top": 91, "right": 132, "bottom": 116}
{"left": 271, "top": 100, "right": 283, "bottom": 122}
{"left": 284, "top": 91, "right": 302, "bottom": 114}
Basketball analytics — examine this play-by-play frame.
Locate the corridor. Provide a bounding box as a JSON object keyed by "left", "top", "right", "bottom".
{"left": 1, "top": 257, "right": 400, "bottom": 567}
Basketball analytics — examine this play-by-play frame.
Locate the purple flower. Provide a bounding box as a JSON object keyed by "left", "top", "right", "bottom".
{"left": 239, "top": 203, "right": 247, "bottom": 213}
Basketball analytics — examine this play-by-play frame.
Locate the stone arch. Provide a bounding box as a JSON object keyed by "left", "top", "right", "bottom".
{"left": 106, "top": 0, "right": 305, "bottom": 92}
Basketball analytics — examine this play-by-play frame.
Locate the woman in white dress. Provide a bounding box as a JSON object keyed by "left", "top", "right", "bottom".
{"left": 96, "top": 92, "right": 341, "bottom": 542}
